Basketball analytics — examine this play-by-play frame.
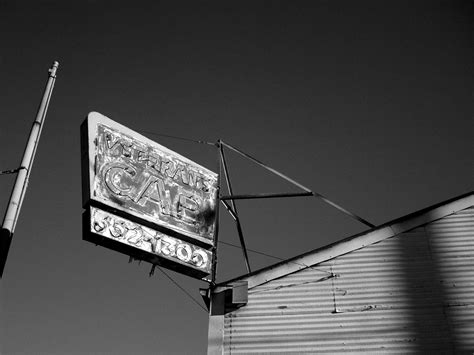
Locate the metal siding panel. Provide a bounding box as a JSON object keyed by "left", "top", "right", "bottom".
{"left": 427, "top": 208, "right": 474, "bottom": 353}
{"left": 223, "top": 207, "right": 474, "bottom": 354}
{"left": 229, "top": 193, "right": 474, "bottom": 291}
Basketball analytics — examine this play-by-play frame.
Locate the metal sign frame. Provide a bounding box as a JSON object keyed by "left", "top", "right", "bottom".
{"left": 81, "top": 112, "right": 218, "bottom": 280}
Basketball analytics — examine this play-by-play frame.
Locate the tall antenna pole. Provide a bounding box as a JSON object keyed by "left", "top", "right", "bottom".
{"left": 0, "top": 61, "right": 59, "bottom": 277}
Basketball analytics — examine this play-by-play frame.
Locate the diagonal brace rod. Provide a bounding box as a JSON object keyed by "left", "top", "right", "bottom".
{"left": 219, "top": 141, "right": 251, "bottom": 274}
{"left": 221, "top": 200, "right": 237, "bottom": 220}
{"left": 312, "top": 192, "right": 375, "bottom": 228}
{"left": 220, "top": 140, "right": 312, "bottom": 193}
{"left": 219, "top": 140, "right": 374, "bottom": 229}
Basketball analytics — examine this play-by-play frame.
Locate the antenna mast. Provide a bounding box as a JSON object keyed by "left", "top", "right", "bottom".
{"left": 0, "top": 61, "right": 59, "bottom": 277}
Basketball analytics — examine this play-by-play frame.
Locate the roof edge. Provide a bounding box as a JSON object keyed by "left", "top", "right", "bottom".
{"left": 215, "top": 190, "right": 474, "bottom": 291}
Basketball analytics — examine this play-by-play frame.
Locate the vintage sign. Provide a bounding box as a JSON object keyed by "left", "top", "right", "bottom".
{"left": 81, "top": 112, "right": 218, "bottom": 279}
{"left": 83, "top": 207, "right": 212, "bottom": 279}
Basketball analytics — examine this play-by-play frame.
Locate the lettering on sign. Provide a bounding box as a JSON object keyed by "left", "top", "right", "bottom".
{"left": 82, "top": 112, "right": 218, "bottom": 247}
{"left": 89, "top": 207, "right": 212, "bottom": 274}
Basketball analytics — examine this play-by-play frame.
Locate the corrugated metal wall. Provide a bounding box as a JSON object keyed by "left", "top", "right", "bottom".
{"left": 223, "top": 207, "right": 474, "bottom": 354}
{"left": 427, "top": 207, "right": 474, "bottom": 353}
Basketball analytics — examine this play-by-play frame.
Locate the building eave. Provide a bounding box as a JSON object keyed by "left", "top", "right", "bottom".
{"left": 214, "top": 190, "right": 474, "bottom": 291}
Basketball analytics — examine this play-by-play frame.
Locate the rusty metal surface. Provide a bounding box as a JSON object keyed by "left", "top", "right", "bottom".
{"left": 220, "top": 207, "right": 474, "bottom": 354}
{"left": 82, "top": 112, "right": 218, "bottom": 247}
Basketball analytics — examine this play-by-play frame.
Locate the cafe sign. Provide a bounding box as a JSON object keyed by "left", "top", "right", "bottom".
{"left": 81, "top": 112, "right": 218, "bottom": 279}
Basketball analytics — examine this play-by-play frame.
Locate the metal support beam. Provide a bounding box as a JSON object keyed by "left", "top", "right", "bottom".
{"left": 210, "top": 141, "right": 222, "bottom": 284}
{"left": 221, "top": 191, "right": 314, "bottom": 201}
{"left": 219, "top": 140, "right": 374, "bottom": 228}
{"left": 219, "top": 140, "right": 313, "bottom": 193}
{"left": 222, "top": 192, "right": 374, "bottom": 228}
{"left": 219, "top": 141, "right": 251, "bottom": 274}
{"left": 312, "top": 192, "right": 375, "bottom": 228}
{"left": 220, "top": 200, "right": 237, "bottom": 221}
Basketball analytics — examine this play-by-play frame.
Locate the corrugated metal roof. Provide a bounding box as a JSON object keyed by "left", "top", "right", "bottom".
{"left": 208, "top": 192, "right": 474, "bottom": 354}
{"left": 221, "top": 206, "right": 474, "bottom": 353}
{"left": 215, "top": 191, "right": 474, "bottom": 291}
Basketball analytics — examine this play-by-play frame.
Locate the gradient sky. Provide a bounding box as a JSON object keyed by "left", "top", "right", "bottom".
{"left": 1, "top": 1, "right": 472, "bottom": 354}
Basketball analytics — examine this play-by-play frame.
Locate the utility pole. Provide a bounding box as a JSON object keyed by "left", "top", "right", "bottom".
{"left": 0, "top": 61, "right": 59, "bottom": 277}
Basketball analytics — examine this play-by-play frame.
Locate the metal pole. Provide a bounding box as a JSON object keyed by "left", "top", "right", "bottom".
{"left": 210, "top": 141, "right": 222, "bottom": 284}
{"left": 0, "top": 61, "right": 59, "bottom": 277}
{"left": 219, "top": 143, "right": 251, "bottom": 273}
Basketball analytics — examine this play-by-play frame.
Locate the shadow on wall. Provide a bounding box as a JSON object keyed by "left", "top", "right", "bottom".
{"left": 399, "top": 207, "right": 474, "bottom": 354}
{"left": 424, "top": 208, "right": 474, "bottom": 354}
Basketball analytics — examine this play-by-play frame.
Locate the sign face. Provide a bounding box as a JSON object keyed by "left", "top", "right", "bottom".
{"left": 81, "top": 112, "right": 218, "bottom": 279}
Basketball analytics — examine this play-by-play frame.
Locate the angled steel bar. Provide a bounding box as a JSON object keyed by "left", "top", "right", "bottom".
{"left": 219, "top": 141, "right": 251, "bottom": 274}
{"left": 219, "top": 140, "right": 375, "bottom": 228}
{"left": 312, "top": 192, "right": 375, "bottom": 228}
{"left": 219, "top": 140, "right": 313, "bottom": 193}
{"left": 220, "top": 200, "right": 237, "bottom": 221}
{"left": 222, "top": 192, "right": 373, "bottom": 227}
{"left": 221, "top": 191, "right": 314, "bottom": 201}
{"left": 210, "top": 141, "right": 222, "bottom": 284}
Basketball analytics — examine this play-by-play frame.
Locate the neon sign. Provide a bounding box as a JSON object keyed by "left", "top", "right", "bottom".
{"left": 81, "top": 112, "right": 217, "bottom": 279}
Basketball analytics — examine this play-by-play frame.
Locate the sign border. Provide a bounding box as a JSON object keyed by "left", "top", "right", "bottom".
{"left": 80, "top": 111, "right": 218, "bottom": 249}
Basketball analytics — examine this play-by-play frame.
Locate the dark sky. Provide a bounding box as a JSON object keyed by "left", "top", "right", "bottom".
{"left": 1, "top": 1, "right": 472, "bottom": 354}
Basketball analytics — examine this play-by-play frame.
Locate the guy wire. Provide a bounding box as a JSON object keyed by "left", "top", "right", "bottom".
{"left": 138, "top": 130, "right": 215, "bottom": 146}
{"left": 155, "top": 266, "right": 208, "bottom": 312}
{"left": 218, "top": 240, "right": 332, "bottom": 276}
